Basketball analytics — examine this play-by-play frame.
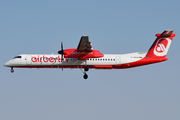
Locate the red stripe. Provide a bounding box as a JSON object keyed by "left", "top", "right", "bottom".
{"left": 12, "top": 57, "right": 167, "bottom": 69}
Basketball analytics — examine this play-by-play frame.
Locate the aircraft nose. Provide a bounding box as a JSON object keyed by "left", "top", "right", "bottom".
{"left": 4, "top": 61, "right": 11, "bottom": 67}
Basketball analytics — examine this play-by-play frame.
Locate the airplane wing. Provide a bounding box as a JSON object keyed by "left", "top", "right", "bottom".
{"left": 63, "top": 36, "right": 103, "bottom": 59}
{"left": 77, "top": 36, "right": 92, "bottom": 52}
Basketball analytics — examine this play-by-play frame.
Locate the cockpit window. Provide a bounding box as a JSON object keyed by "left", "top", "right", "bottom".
{"left": 13, "top": 56, "right": 22, "bottom": 59}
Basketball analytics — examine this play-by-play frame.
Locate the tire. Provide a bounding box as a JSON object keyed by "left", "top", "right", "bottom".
{"left": 84, "top": 66, "right": 89, "bottom": 71}
{"left": 83, "top": 74, "right": 88, "bottom": 79}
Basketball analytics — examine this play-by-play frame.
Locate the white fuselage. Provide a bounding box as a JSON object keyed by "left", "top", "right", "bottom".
{"left": 3, "top": 30, "right": 174, "bottom": 79}
{"left": 4, "top": 52, "right": 147, "bottom": 69}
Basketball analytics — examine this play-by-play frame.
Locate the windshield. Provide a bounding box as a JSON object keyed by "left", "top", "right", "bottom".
{"left": 13, "top": 56, "right": 22, "bottom": 59}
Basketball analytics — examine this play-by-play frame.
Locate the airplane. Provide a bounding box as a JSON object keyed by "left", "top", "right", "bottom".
{"left": 4, "top": 30, "right": 175, "bottom": 79}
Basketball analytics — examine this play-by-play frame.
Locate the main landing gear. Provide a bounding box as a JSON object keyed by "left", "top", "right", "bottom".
{"left": 83, "top": 73, "right": 88, "bottom": 79}
{"left": 10, "top": 67, "right": 14, "bottom": 73}
{"left": 81, "top": 66, "right": 89, "bottom": 79}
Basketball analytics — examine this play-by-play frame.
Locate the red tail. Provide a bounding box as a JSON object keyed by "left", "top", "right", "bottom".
{"left": 145, "top": 30, "right": 175, "bottom": 58}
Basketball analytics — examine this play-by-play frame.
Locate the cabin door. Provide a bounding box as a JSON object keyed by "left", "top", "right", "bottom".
{"left": 26, "top": 55, "right": 31, "bottom": 65}
{"left": 116, "top": 56, "right": 121, "bottom": 65}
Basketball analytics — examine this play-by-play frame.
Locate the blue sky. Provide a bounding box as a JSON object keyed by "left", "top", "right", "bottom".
{"left": 1, "top": 0, "right": 180, "bottom": 120}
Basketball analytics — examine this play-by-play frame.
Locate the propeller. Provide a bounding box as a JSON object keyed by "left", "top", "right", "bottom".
{"left": 58, "top": 42, "right": 64, "bottom": 62}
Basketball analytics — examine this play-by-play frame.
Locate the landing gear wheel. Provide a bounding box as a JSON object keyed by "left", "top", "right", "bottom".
{"left": 83, "top": 74, "right": 88, "bottom": 79}
{"left": 10, "top": 67, "right": 14, "bottom": 73}
{"left": 84, "top": 66, "right": 89, "bottom": 71}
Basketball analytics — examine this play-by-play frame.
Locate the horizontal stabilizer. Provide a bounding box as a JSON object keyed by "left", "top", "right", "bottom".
{"left": 156, "top": 30, "right": 173, "bottom": 37}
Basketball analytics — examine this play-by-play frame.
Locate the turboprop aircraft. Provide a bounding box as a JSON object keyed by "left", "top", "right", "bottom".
{"left": 4, "top": 30, "right": 175, "bottom": 79}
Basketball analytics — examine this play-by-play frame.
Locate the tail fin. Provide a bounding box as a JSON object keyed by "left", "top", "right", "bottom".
{"left": 145, "top": 30, "right": 175, "bottom": 58}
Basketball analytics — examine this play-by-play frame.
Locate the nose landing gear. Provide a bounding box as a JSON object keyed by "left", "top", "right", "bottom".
{"left": 10, "top": 67, "right": 14, "bottom": 73}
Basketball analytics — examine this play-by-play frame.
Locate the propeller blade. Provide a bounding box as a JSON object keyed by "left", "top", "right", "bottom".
{"left": 57, "top": 42, "right": 64, "bottom": 62}
{"left": 58, "top": 42, "right": 64, "bottom": 54}
{"left": 62, "top": 42, "right": 63, "bottom": 62}
{"left": 61, "top": 54, "right": 63, "bottom": 62}
{"left": 61, "top": 42, "right": 63, "bottom": 50}
{"left": 60, "top": 42, "right": 64, "bottom": 62}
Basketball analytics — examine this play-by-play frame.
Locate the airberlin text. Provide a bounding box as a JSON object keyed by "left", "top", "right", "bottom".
{"left": 31, "top": 55, "right": 68, "bottom": 63}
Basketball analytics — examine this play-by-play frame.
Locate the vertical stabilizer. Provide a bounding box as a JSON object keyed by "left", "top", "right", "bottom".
{"left": 145, "top": 30, "right": 175, "bottom": 58}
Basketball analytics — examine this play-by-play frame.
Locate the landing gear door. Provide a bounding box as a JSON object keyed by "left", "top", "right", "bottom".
{"left": 26, "top": 55, "right": 32, "bottom": 65}
{"left": 116, "top": 56, "right": 121, "bottom": 65}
